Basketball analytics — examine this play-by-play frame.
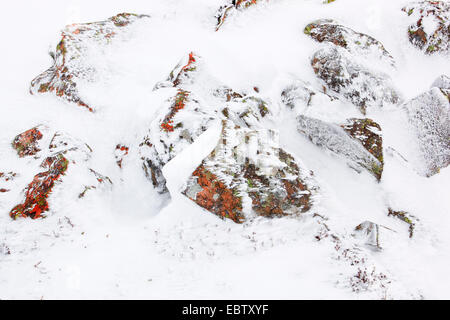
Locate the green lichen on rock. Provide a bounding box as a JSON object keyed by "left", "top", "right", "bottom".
{"left": 388, "top": 208, "right": 416, "bottom": 238}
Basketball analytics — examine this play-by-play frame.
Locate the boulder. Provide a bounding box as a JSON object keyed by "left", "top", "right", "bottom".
{"left": 30, "top": 13, "right": 150, "bottom": 112}
{"left": 402, "top": 1, "right": 449, "bottom": 54}
{"left": 297, "top": 115, "right": 384, "bottom": 180}
{"left": 311, "top": 47, "right": 399, "bottom": 114}
{"left": 402, "top": 86, "right": 449, "bottom": 176}
{"left": 304, "top": 19, "right": 395, "bottom": 66}
{"left": 183, "top": 120, "right": 317, "bottom": 223}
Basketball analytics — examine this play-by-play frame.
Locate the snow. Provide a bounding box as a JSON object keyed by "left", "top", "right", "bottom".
{"left": 0, "top": 0, "right": 449, "bottom": 299}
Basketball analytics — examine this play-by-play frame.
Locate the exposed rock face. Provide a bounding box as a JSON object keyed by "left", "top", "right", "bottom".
{"left": 304, "top": 19, "right": 395, "bottom": 66}
{"left": 183, "top": 120, "right": 316, "bottom": 222}
{"left": 341, "top": 118, "right": 384, "bottom": 174}
{"left": 141, "top": 52, "right": 267, "bottom": 194}
{"left": 402, "top": 86, "right": 450, "bottom": 176}
{"left": 297, "top": 115, "right": 384, "bottom": 180}
{"left": 388, "top": 208, "right": 416, "bottom": 238}
{"left": 12, "top": 127, "right": 43, "bottom": 158}
{"left": 141, "top": 53, "right": 218, "bottom": 193}
{"left": 10, "top": 154, "right": 69, "bottom": 219}
{"left": 215, "top": 0, "right": 262, "bottom": 31}
{"left": 115, "top": 145, "right": 129, "bottom": 168}
{"left": 402, "top": 1, "right": 449, "bottom": 54}
{"left": 311, "top": 47, "right": 399, "bottom": 114}
{"left": 30, "top": 13, "right": 150, "bottom": 112}
{"left": 9, "top": 127, "right": 111, "bottom": 219}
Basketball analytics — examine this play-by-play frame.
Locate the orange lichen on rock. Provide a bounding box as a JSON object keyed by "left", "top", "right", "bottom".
{"left": 115, "top": 144, "right": 129, "bottom": 168}
{"left": 12, "top": 127, "right": 43, "bottom": 158}
{"left": 172, "top": 52, "right": 198, "bottom": 87}
{"left": 161, "top": 90, "right": 189, "bottom": 132}
{"left": 10, "top": 154, "right": 69, "bottom": 219}
{"left": 187, "top": 165, "right": 244, "bottom": 223}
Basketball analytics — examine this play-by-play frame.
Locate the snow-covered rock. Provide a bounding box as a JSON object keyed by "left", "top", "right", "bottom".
{"left": 30, "top": 13, "right": 150, "bottom": 112}
{"left": 311, "top": 47, "right": 399, "bottom": 114}
{"left": 297, "top": 115, "right": 384, "bottom": 180}
{"left": 402, "top": 1, "right": 449, "bottom": 54}
{"left": 402, "top": 85, "right": 449, "bottom": 177}
{"left": 304, "top": 19, "right": 395, "bottom": 67}
{"left": 183, "top": 119, "right": 317, "bottom": 222}
{"left": 8, "top": 127, "right": 111, "bottom": 219}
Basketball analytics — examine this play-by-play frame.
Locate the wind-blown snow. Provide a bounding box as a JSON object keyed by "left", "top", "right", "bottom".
{"left": 0, "top": 0, "right": 449, "bottom": 299}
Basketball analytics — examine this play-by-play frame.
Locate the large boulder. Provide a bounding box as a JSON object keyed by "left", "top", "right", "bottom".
{"left": 311, "top": 47, "right": 399, "bottom": 114}
{"left": 30, "top": 13, "right": 150, "bottom": 112}
{"left": 402, "top": 1, "right": 449, "bottom": 54}
{"left": 304, "top": 19, "right": 395, "bottom": 66}
{"left": 297, "top": 115, "right": 384, "bottom": 180}
{"left": 402, "top": 84, "right": 449, "bottom": 177}
{"left": 183, "top": 120, "right": 317, "bottom": 223}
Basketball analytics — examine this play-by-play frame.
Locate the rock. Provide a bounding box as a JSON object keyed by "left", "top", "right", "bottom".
{"left": 311, "top": 47, "right": 400, "bottom": 114}
{"left": 12, "top": 127, "right": 43, "bottom": 158}
{"left": 304, "top": 19, "right": 395, "bottom": 66}
{"left": 183, "top": 120, "right": 317, "bottom": 223}
{"left": 431, "top": 74, "right": 450, "bottom": 99}
{"left": 115, "top": 144, "right": 129, "bottom": 168}
{"left": 402, "top": 87, "right": 449, "bottom": 176}
{"left": 9, "top": 127, "right": 111, "bottom": 219}
{"left": 30, "top": 13, "right": 150, "bottom": 112}
{"left": 341, "top": 118, "right": 384, "bottom": 176}
{"left": 215, "top": 1, "right": 262, "bottom": 31}
{"left": 353, "top": 221, "right": 382, "bottom": 249}
{"left": 142, "top": 52, "right": 264, "bottom": 193}
{"left": 281, "top": 79, "right": 317, "bottom": 110}
{"left": 297, "top": 115, "right": 384, "bottom": 180}
{"left": 388, "top": 208, "right": 416, "bottom": 238}
{"left": 10, "top": 154, "right": 69, "bottom": 219}
{"left": 402, "top": 1, "right": 449, "bottom": 54}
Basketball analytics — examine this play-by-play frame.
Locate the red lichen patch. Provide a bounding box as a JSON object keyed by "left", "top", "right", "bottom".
{"left": 12, "top": 127, "right": 43, "bottom": 158}
{"left": 172, "top": 52, "right": 197, "bottom": 87}
{"left": 0, "top": 189, "right": 9, "bottom": 193}
{"left": 161, "top": 90, "right": 190, "bottom": 132}
{"left": 10, "top": 154, "right": 69, "bottom": 219}
{"left": 186, "top": 165, "right": 244, "bottom": 223}
{"left": 115, "top": 144, "right": 129, "bottom": 168}
{"left": 402, "top": 1, "right": 449, "bottom": 54}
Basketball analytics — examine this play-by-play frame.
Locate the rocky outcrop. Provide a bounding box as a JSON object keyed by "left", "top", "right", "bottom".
{"left": 402, "top": 1, "right": 449, "bottom": 54}
{"left": 297, "top": 116, "right": 384, "bottom": 180}
{"left": 402, "top": 84, "right": 449, "bottom": 176}
{"left": 215, "top": 1, "right": 263, "bottom": 31}
{"left": 311, "top": 47, "right": 399, "bottom": 114}
{"left": 388, "top": 208, "right": 416, "bottom": 238}
{"left": 10, "top": 154, "right": 69, "bottom": 219}
{"left": 12, "top": 127, "right": 43, "bottom": 158}
{"left": 141, "top": 52, "right": 266, "bottom": 193}
{"left": 9, "top": 127, "right": 111, "bottom": 219}
{"left": 183, "top": 120, "right": 317, "bottom": 223}
{"left": 30, "top": 13, "right": 150, "bottom": 112}
{"left": 304, "top": 19, "right": 395, "bottom": 66}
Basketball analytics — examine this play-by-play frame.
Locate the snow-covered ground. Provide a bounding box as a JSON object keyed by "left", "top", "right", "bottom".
{"left": 0, "top": 0, "right": 449, "bottom": 299}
